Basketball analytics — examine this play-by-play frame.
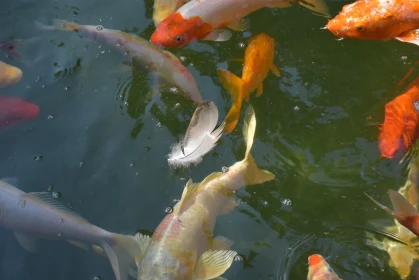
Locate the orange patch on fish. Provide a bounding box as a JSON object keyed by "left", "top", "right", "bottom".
{"left": 152, "top": 213, "right": 183, "bottom": 241}
{"left": 378, "top": 76, "right": 419, "bottom": 159}
{"left": 309, "top": 254, "right": 323, "bottom": 266}
{"left": 151, "top": 12, "right": 213, "bottom": 47}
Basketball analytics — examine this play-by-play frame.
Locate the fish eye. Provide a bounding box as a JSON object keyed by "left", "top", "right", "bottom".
{"left": 356, "top": 26, "right": 364, "bottom": 31}
{"left": 175, "top": 36, "right": 182, "bottom": 42}
{"left": 96, "top": 25, "right": 104, "bottom": 31}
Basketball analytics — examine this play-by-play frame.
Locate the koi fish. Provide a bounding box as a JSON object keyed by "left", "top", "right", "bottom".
{"left": 217, "top": 33, "right": 280, "bottom": 134}
{"left": 0, "top": 60, "right": 22, "bottom": 88}
{"left": 326, "top": 0, "right": 419, "bottom": 46}
{"left": 0, "top": 96, "right": 39, "bottom": 129}
{"left": 307, "top": 254, "right": 342, "bottom": 280}
{"left": 153, "top": 0, "right": 186, "bottom": 27}
{"left": 150, "top": 0, "right": 331, "bottom": 48}
{"left": 378, "top": 76, "right": 419, "bottom": 159}
{"left": 35, "top": 19, "right": 202, "bottom": 103}
{"left": 0, "top": 178, "right": 142, "bottom": 280}
{"left": 365, "top": 188, "right": 419, "bottom": 237}
{"left": 134, "top": 106, "right": 275, "bottom": 279}
{"left": 365, "top": 147, "right": 419, "bottom": 279}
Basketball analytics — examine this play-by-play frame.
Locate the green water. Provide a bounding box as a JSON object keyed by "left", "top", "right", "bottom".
{"left": 0, "top": 0, "right": 418, "bottom": 279}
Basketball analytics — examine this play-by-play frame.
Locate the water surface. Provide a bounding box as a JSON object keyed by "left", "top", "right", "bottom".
{"left": 0, "top": 0, "right": 418, "bottom": 279}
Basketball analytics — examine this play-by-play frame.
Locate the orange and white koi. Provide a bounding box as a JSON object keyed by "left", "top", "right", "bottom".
{"left": 134, "top": 106, "right": 275, "bottom": 279}
{"left": 35, "top": 19, "right": 202, "bottom": 103}
{"left": 217, "top": 33, "right": 280, "bottom": 134}
{"left": 307, "top": 254, "right": 342, "bottom": 280}
{"left": 326, "top": 0, "right": 419, "bottom": 47}
{"left": 150, "top": 0, "right": 330, "bottom": 48}
{"left": 153, "top": 0, "right": 186, "bottom": 27}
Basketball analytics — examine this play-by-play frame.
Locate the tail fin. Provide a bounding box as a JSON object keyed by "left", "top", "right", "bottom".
{"left": 388, "top": 189, "right": 419, "bottom": 217}
{"left": 217, "top": 69, "right": 245, "bottom": 134}
{"left": 101, "top": 234, "right": 145, "bottom": 280}
{"left": 365, "top": 192, "right": 395, "bottom": 216}
{"left": 240, "top": 106, "right": 275, "bottom": 186}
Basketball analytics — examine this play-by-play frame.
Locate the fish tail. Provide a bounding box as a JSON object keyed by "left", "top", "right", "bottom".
{"left": 217, "top": 69, "right": 245, "bottom": 134}
{"left": 101, "top": 233, "right": 143, "bottom": 280}
{"left": 364, "top": 192, "right": 395, "bottom": 216}
{"left": 239, "top": 106, "right": 275, "bottom": 186}
{"left": 388, "top": 189, "right": 419, "bottom": 217}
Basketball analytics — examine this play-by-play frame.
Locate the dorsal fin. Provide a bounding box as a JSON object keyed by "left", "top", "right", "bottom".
{"left": 25, "top": 192, "right": 87, "bottom": 222}
{"left": 174, "top": 179, "right": 202, "bottom": 215}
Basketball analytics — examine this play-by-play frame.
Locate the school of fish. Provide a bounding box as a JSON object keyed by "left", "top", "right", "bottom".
{"left": 3, "top": 0, "right": 419, "bottom": 278}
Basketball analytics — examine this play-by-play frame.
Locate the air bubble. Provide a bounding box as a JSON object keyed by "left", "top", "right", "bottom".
{"left": 170, "top": 87, "right": 179, "bottom": 93}
{"left": 34, "top": 156, "right": 43, "bottom": 161}
{"left": 18, "top": 199, "right": 26, "bottom": 208}
{"left": 175, "top": 103, "right": 180, "bottom": 108}
{"left": 234, "top": 255, "right": 243, "bottom": 262}
{"left": 52, "top": 192, "right": 61, "bottom": 199}
{"left": 165, "top": 206, "right": 173, "bottom": 214}
{"left": 238, "top": 42, "right": 245, "bottom": 48}
{"left": 47, "top": 115, "right": 54, "bottom": 120}
{"left": 222, "top": 166, "right": 229, "bottom": 173}
{"left": 282, "top": 198, "right": 292, "bottom": 206}
{"left": 293, "top": 106, "right": 300, "bottom": 111}
{"left": 96, "top": 25, "right": 104, "bottom": 31}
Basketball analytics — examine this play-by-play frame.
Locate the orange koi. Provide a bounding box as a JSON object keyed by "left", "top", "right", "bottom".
{"left": 150, "top": 0, "right": 330, "bottom": 48}
{"left": 326, "top": 0, "right": 419, "bottom": 46}
{"left": 217, "top": 33, "right": 280, "bottom": 134}
{"left": 307, "top": 254, "right": 342, "bottom": 280}
{"left": 378, "top": 76, "right": 419, "bottom": 159}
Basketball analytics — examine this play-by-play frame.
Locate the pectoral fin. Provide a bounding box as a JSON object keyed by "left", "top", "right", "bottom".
{"left": 396, "top": 30, "right": 419, "bottom": 46}
{"left": 133, "top": 233, "right": 151, "bottom": 266}
{"left": 194, "top": 250, "right": 237, "bottom": 279}
{"left": 14, "top": 231, "right": 40, "bottom": 253}
{"left": 203, "top": 29, "right": 232, "bottom": 42}
{"left": 270, "top": 64, "right": 281, "bottom": 77}
{"left": 211, "top": 236, "right": 233, "bottom": 251}
{"left": 227, "top": 19, "right": 250, "bottom": 31}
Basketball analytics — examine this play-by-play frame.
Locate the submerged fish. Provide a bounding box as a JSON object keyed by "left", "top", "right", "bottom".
{"left": 36, "top": 19, "right": 202, "bottom": 103}
{"left": 0, "top": 60, "right": 22, "bottom": 88}
{"left": 153, "top": 0, "right": 186, "bottom": 27}
{"left": 365, "top": 147, "right": 419, "bottom": 279}
{"left": 0, "top": 178, "right": 142, "bottom": 280}
{"left": 0, "top": 96, "right": 39, "bottom": 129}
{"left": 217, "top": 33, "right": 280, "bottom": 134}
{"left": 150, "top": 0, "right": 330, "bottom": 48}
{"left": 135, "top": 106, "right": 275, "bottom": 279}
{"left": 307, "top": 254, "right": 342, "bottom": 280}
{"left": 377, "top": 77, "right": 419, "bottom": 159}
{"left": 326, "top": 0, "right": 419, "bottom": 46}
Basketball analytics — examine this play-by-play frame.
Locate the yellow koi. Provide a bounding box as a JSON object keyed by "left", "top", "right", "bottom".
{"left": 134, "top": 106, "right": 275, "bottom": 279}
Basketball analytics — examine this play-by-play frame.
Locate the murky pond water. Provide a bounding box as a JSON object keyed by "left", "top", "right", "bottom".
{"left": 1, "top": 0, "right": 419, "bottom": 279}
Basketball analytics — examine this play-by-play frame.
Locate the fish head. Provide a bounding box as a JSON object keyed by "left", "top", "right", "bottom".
{"left": 0, "top": 97, "right": 39, "bottom": 129}
{"left": 150, "top": 13, "right": 212, "bottom": 48}
{"left": 326, "top": 0, "right": 400, "bottom": 40}
{"left": 378, "top": 129, "right": 407, "bottom": 159}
